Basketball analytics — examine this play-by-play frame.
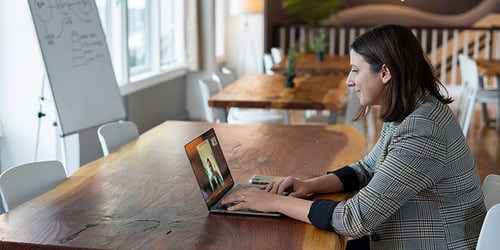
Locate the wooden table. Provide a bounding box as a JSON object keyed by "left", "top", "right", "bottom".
{"left": 0, "top": 121, "right": 366, "bottom": 249}
{"left": 474, "top": 59, "right": 500, "bottom": 130}
{"left": 271, "top": 54, "right": 350, "bottom": 75}
{"left": 208, "top": 74, "right": 348, "bottom": 124}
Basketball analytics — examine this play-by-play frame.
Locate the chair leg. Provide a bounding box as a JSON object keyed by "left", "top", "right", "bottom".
{"left": 481, "top": 103, "right": 490, "bottom": 125}
{"left": 497, "top": 102, "right": 500, "bottom": 131}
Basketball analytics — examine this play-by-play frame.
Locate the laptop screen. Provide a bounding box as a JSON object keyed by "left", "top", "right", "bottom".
{"left": 184, "top": 128, "right": 234, "bottom": 207}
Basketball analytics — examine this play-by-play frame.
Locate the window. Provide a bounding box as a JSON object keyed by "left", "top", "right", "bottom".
{"left": 160, "top": 0, "right": 185, "bottom": 68}
{"left": 128, "top": 0, "right": 149, "bottom": 74}
{"left": 215, "top": 0, "right": 225, "bottom": 61}
{"left": 96, "top": 0, "right": 186, "bottom": 91}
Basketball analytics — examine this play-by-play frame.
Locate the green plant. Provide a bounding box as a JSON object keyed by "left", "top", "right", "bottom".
{"left": 313, "top": 31, "right": 326, "bottom": 54}
{"left": 284, "top": 47, "right": 297, "bottom": 78}
{"left": 282, "top": 0, "right": 344, "bottom": 27}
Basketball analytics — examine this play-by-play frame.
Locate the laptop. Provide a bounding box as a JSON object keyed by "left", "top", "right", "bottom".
{"left": 184, "top": 128, "right": 281, "bottom": 217}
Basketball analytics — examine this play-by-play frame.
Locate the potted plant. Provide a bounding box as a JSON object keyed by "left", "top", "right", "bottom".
{"left": 284, "top": 47, "right": 297, "bottom": 88}
{"left": 313, "top": 31, "right": 326, "bottom": 61}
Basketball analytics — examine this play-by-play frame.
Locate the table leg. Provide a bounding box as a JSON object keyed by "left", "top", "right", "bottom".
{"left": 284, "top": 110, "right": 291, "bottom": 125}
{"left": 213, "top": 108, "right": 228, "bottom": 123}
{"left": 328, "top": 111, "right": 338, "bottom": 124}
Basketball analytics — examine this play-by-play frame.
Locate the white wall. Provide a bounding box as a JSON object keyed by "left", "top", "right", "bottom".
{"left": 0, "top": 1, "right": 60, "bottom": 172}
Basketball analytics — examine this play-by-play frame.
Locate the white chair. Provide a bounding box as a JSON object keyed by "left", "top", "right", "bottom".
{"left": 227, "top": 108, "right": 286, "bottom": 124}
{"left": 211, "top": 72, "right": 225, "bottom": 91}
{"left": 482, "top": 174, "right": 500, "bottom": 211}
{"left": 199, "top": 79, "right": 222, "bottom": 123}
{"left": 221, "top": 66, "right": 237, "bottom": 77}
{"left": 199, "top": 79, "right": 286, "bottom": 124}
{"left": 0, "top": 160, "right": 67, "bottom": 212}
{"left": 476, "top": 74, "right": 498, "bottom": 128}
{"left": 270, "top": 47, "right": 284, "bottom": 65}
{"left": 457, "top": 54, "right": 480, "bottom": 137}
{"left": 476, "top": 203, "right": 500, "bottom": 250}
{"left": 97, "top": 120, "right": 139, "bottom": 156}
{"left": 263, "top": 53, "right": 275, "bottom": 75}
{"left": 212, "top": 68, "right": 237, "bottom": 90}
{"left": 457, "top": 54, "right": 498, "bottom": 129}
{"left": 304, "top": 88, "right": 375, "bottom": 136}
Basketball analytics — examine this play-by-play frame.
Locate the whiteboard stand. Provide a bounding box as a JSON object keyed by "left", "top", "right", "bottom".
{"left": 34, "top": 72, "right": 48, "bottom": 162}
{"left": 34, "top": 72, "right": 77, "bottom": 176}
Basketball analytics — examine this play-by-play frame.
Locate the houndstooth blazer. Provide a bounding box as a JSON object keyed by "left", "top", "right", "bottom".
{"left": 308, "top": 94, "right": 486, "bottom": 249}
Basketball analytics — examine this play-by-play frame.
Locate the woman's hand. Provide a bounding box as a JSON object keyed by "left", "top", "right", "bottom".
{"left": 221, "top": 184, "right": 315, "bottom": 223}
{"left": 265, "top": 176, "right": 312, "bottom": 198}
{"left": 221, "top": 187, "right": 281, "bottom": 213}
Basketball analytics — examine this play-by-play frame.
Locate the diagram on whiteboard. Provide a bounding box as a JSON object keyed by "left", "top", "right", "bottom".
{"left": 31, "top": 0, "right": 103, "bottom": 68}
{"left": 71, "top": 31, "right": 104, "bottom": 67}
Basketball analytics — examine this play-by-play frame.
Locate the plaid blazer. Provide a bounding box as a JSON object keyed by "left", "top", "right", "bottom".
{"left": 308, "top": 94, "right": 486, "bottom": 249}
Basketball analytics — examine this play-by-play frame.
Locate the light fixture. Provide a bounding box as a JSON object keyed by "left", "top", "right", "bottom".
{"left": 230, "top": 0, "right": 263, "bottom": 16}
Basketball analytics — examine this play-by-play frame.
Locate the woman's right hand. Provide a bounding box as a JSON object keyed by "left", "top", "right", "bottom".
{"left": 265, "top": 176, "right": 312, "bottom": 198}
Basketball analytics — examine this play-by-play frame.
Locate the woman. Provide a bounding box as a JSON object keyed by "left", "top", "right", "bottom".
{"left": 222, "top": 24, "right": 486, "bottom": 249}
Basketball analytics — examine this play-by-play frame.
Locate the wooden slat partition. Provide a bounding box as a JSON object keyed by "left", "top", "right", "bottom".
{"left": 272, "top": 25, "right": 500, "bottom": 88}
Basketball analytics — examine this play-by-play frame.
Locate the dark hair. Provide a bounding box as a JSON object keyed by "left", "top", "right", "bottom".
{"left": 351, "top": 24, "right": 452, "bottom": 122}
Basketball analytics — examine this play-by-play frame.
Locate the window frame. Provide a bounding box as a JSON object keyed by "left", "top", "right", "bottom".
{"left": 97, "top": 0, "right": 187, "bottom": 95}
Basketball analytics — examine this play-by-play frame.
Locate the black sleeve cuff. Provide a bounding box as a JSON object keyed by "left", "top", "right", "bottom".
{"left": 327, "top": 166, "right": 360, "bottom": 192}
{"left": 307, "top": 200, "right": 339, "bottom": 232}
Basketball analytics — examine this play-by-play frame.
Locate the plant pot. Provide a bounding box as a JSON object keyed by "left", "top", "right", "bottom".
{"left": 284, "top": 76, "right": 295, "bottom": 88}
{"left": 316, "top": 51, "right": 324, "bottom": 62}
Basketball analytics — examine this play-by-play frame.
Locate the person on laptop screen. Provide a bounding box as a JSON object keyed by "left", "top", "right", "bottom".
{"left": 221, "top": 24, "right": 486, "bottom": 250}
{"left": 204, "top": 158, "right": 224, "bottom": 191}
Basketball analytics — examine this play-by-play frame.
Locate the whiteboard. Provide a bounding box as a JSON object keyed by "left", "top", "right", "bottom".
{"left": 28, "top": 0, "right": 126, "bottom": 136}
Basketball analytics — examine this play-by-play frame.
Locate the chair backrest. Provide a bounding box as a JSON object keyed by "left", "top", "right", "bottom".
{"left": 270, "top": 47, "right": 283, "bottom": 64}
{"left": 345, "top": 88, "right": 361, "bottom": 124}
{"left": 482, "top": 174, "right": 500, "bottom": 211}
{"left": 263, "top": 53, "right": 275, "bottom": 75}
{"left": 476, "top": 203, "right": 500, "bottom": 250}
{"left": 344, "top": 88, "right": 366, "bottom": 134}
{"left": 457, "top": 54, "right": 479, "bottom": 137}
{"left": 199, "top": 79, "right": 221, "bottom": 123}
{"left": 97, "top": 120, "right": 139, "bottom": 156}
{"left": 221, "top": 66, "right": 237, "bottom": 78}
{"left": 0, "top": 160, "right": 67, "bottom": 212}
{"left": 214, "top": 67, "right": 237, "bottom": 89}
{"left": 211, "top": 72, "right": 224, "bottom": 91}
{"left": 212, "top": 71, "right": 235, "bottom": 90}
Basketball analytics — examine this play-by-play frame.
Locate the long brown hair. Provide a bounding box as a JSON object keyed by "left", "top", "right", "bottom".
{"left": 351, "top": 24, "right": 452, "bottom": 122}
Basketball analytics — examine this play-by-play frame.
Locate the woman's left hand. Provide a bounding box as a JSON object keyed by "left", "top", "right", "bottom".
{"left": 221, "top": 187, "right": 282, "bottom": 213}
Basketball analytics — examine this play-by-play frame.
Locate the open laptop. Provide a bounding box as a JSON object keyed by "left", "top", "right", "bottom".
{"left": 184, "top": 128, "right": 280, "bottom": 217}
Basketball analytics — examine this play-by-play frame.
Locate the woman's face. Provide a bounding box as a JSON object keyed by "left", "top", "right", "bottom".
{"left": 346, "top": 50, "right": 390, "bottom": 106}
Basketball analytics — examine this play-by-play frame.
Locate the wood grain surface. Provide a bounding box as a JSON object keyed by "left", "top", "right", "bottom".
{"left": 208, "top": 74, "right": 348, "bottom": 111}
{"left": 0, "top": 121, "right": 366, "bottom": 249}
